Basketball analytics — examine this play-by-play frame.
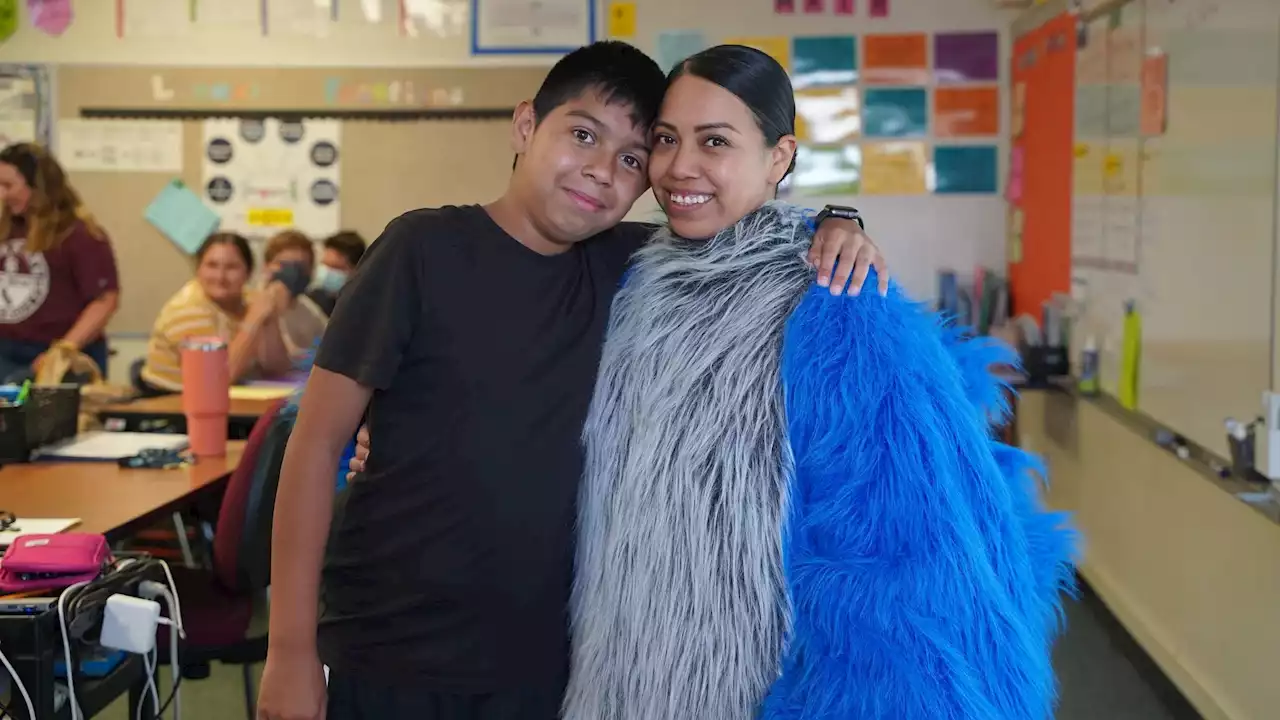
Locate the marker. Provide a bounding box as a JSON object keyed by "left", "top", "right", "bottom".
{"left": 15, "top": 380, "right": 30, "bottom": 406}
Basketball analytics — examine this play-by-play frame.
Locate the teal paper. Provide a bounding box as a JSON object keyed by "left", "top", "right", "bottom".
{"left": 863, "top": 88, "right": 928, "bottom": 138}
{"left": 145, "top": 180, "right": 221, "bottom": 255}
{"left": 792, "top": 36, "right": 858, "bottom": 88}
{"left": 933, "top": 145, "right": 998, "bottom": 194}
{"left": 656, "top": 30, "right": 707, "bottom": 73}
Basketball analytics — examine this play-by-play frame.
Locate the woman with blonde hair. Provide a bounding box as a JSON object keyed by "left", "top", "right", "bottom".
{"left": 0, "top": 143, "right": 120, "bottom": 380}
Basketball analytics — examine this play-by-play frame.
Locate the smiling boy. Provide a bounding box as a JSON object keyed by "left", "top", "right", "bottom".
{"left": 257, "top": 41, "right": 881, "bottom": 720}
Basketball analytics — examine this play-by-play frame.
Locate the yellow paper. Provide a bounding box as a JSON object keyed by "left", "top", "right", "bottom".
{"left": 1007, "top": 207, "right": 1024, "bottom": 264}
{"left": 723, "top": 36, "right": 791, "bottom": 72}
{"left": 606, "top": 2, "right": 635, "bottom": 38}
{"left": 230, "top": 385, "right": 296, "bottom": 401}
{"left": 1103, "top": 152, "right": 1123, "bottom": 178}
{"left": 1074, "top": 143, "right": 1090, "bottom": 158}
{"left": 794, "top": 87, "right": 861, "bottom": 143}
{"left": 247, "top": 208, "right": 295, "bottom": 227}
{"left": 861, "top": 142, "right": 927, "bottom": 195}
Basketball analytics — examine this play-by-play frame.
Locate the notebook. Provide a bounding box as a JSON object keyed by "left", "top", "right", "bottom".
{"left": 33, "top": 431, "right": 188, "bottom": 461}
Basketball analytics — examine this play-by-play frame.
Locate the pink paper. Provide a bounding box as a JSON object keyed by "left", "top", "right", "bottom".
{"left": 870, "top": 0, "right": 889, "bottom": 18}
{"left": 804, "top": 0, "right": 825, "bottom": 12}
{"left": 774, "top": 0, "right": 795, "bottom": 14}
{"left": 834, "top": 0, "right": 854, "bottom": 14}
{"left": 28, "top": 0, "right": 72, "bottom": 36}
{"left": 1005, "top": 146, "right": 1025, "bottom": 204}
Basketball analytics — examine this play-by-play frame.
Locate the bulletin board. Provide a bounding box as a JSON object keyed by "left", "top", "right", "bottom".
{"left": 1016, "top": 0, "right": 1280, "bottom": 459}
{"left": 54, "top": 64, "right": 547, "bottom": 335}
{"left": 1007, "top": 12, "right": 1074, "bottom": 318}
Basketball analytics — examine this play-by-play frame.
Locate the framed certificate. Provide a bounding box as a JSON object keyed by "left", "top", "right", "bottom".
{"left": 470, "top": 0, "right": 596, "bottom": 55}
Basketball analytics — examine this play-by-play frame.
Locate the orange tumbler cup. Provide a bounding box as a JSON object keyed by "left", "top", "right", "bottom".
{"left": 181, "top": 337, "right": 230, "bottom": 457}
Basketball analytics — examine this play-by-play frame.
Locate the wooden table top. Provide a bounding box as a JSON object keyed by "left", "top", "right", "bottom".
{"left": 0, "top": 442, "right": 245, "bottom": 541}
{"left": 99, "top": 394, "right": 277, "bottom": 421}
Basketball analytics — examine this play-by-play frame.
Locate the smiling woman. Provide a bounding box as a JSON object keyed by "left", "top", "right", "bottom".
{"left": 0, "top": 143, "right": 120, "bottom": 382}
{"left": 563, "top": 44, "right": 1075, "bottom": 720}
{"left": 650, "top": 46, "right": 798, "bottom": 240}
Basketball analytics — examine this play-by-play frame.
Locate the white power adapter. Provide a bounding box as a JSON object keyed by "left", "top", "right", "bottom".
{"left": 99, "top": 594, "right": 161, "bottom": 655}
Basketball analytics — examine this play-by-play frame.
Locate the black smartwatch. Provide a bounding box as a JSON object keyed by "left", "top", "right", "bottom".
{"left": 814, "top": 204, "right": 864, "bottom": 230}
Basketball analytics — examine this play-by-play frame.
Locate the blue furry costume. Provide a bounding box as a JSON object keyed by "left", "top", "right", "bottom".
{"left": 563, "top": 203, "right": 1076, "bottom": 720}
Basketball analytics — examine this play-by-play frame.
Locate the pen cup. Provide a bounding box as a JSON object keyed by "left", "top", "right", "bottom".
{"left": 1023, "top": 345, "right": 1070, "bottom": 388}
{"left": 181, "top": 337, "right": 230, "bottom": 457}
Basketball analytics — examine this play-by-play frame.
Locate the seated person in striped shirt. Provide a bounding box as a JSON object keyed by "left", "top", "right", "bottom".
{"left": 138, "top": 232, "right": 294, "bottom": 394}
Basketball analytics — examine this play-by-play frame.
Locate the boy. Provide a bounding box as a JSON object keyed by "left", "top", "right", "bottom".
{"left": 258, "top": 41, "right": 881, "bottom": 720}
{"left": 308, "top": 231, "right": 367, "bottom": 315}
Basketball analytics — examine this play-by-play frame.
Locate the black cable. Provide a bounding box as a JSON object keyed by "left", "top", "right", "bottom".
{"left": 146, "top": 670, "right": 182, "bottom": 720}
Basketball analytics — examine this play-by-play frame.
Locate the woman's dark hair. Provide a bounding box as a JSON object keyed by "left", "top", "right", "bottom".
{"left": 195, "top": 232, "right": 254, "bottom": 274}
{"left": 668, "top": 45, "right": 798, "bottom": 179}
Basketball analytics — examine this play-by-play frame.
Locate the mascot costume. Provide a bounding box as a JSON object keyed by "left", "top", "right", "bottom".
{"left": 563, "top": 203, "right": 1077, "bottom": 720}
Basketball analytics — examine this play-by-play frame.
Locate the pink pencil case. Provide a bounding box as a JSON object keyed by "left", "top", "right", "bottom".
{"left": 0, "top": 533, "right": 110, "bottom": 594}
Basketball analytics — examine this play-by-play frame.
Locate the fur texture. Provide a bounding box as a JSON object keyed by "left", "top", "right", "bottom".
{"left": 565, "top": 202, "right": 1076, "bottom": 720}
{"left": 565, "top": 202, "right": 816, "bottom": 720}
{"left": 763, "top": 284, "right": 1076, "bottom": 719}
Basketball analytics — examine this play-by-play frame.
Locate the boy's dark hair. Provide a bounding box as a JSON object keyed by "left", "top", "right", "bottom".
{"left": 323, "top": 230, "right": 368, "bottom": 267}
{"left": 514, "top": 41, "right": 665, "bottom": 170}
{"left": 533, "top": 41, "right": 665, "bottom": 128}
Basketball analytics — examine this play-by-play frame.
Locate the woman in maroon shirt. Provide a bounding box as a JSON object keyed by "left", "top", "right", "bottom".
{"left": 0, "top": 143, "right": 120, "bottom": 381}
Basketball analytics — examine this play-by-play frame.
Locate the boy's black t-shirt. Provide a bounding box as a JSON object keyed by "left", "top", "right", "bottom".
{"left": 314, "top": 205, "right": 648, "bottom": 693}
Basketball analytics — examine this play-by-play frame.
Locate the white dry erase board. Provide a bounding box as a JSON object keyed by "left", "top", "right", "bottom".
{"left": 1068, "top": 0, "right": 1280, "bottom": 458}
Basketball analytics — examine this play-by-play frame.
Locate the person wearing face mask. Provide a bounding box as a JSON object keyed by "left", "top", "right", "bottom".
{"left": 262, "top": 230, "right": 328, "bottom": 366}
{"left": 557, "top": 46, "right": 1078, "bottom": 720}
{"left": 139, "top": 232, "right": 293, "bottom": 394}
{"left": 0, "top": 143, "right": 120, "bottom": 382}
{"left": 306, "top": 230, "right": 366, "bottom": 316}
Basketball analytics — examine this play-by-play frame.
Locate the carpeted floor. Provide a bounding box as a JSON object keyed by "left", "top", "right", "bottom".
{"left": 91, "top": 593, "right": 1199, "bottom": 720}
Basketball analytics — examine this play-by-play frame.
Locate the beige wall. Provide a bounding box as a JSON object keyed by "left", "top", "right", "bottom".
{"left": 1019, "top": 391, "right": 1280, "bottom": 720}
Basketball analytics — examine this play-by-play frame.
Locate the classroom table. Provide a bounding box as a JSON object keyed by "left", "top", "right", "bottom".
{"left": 98, "top": 394, "right": 279, "bottom": 439}
{"left": 0, "top": 446, "right": 245, "bottom": 718}
{"left": 0, "top": 442, "right": 245, "bottom": 542}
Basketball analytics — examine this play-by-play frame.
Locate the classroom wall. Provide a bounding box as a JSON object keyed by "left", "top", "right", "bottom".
{"left": 5, "top": 0, "right": 1019, "bottom": 368}
{"left": 1020, "top": 391, "right": 1280, "bottom": 720}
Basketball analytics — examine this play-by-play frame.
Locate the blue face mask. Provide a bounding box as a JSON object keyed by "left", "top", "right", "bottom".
{"left": 313, "top": 264, "right": 349, "bottom": 293}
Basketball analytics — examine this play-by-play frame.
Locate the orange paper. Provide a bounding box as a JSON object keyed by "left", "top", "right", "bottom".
{"left": 934, "top": 86, "right": 1000, "bottom": 137}
{"left": 1140, "top": 51, "right": 1168, "bottom": 136}
{"left": 863, "top": 33, "right": 928, "bottom": 85}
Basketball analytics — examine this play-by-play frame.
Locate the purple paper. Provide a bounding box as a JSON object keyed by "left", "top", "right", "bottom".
{"left": 27, "top": 0, "right": 71, "bottom": 36}
{"left": 934, "top": 31, "right": 1000, "bottom": 84}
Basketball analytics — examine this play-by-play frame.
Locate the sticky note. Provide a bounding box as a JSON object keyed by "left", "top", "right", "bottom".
{"left": 606, "top": 2, "right": 635, "bottom": 39}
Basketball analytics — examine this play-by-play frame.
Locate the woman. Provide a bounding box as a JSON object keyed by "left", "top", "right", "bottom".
{"left": 561, "top": 46, "right": 1076, "bottom": 720}
{"left": 0, "top": 143, "right": 120, "bottom": 381}
{"left": 139, "top": 232, "right": 293, "bottom": 393}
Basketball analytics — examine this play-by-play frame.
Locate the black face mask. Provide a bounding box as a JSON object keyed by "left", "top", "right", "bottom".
{"left": 271, "top": 261, "right": 312, "bottom": 297}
